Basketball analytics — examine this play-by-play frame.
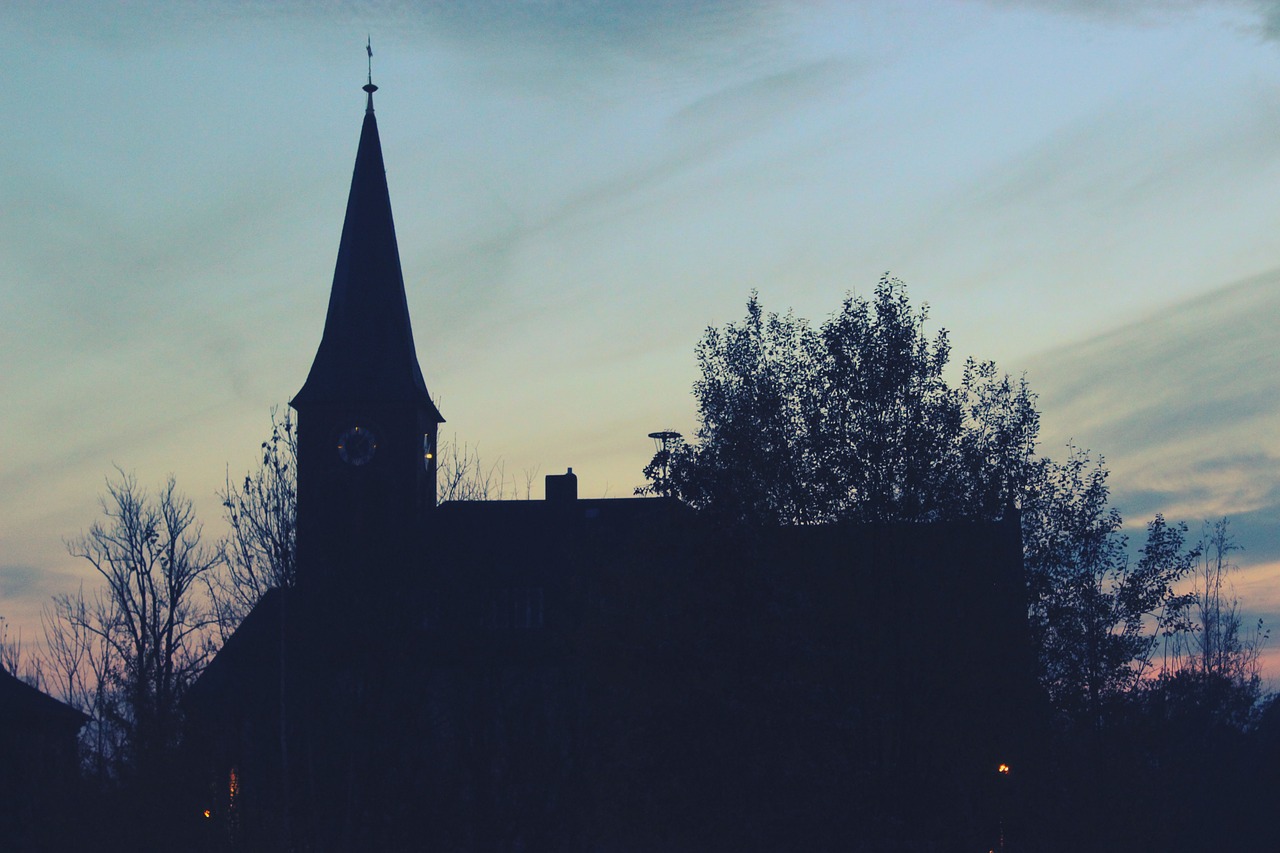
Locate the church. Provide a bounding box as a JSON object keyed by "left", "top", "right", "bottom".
{"left": 185, "top": 77, "right": 1039, "bottom": 852}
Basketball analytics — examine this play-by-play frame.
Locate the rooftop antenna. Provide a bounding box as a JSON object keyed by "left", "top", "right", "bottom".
{"left": 363, "top": 36, "right": 378, "bottom": 109}
{"left": 647, "top": 430, "right": 682, "bottom": 498}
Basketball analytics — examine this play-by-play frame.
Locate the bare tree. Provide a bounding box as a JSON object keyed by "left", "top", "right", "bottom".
{"left": 1166, "top": 519, "right": 1269, "bottom": 685}
{"left": 0, "top": 615, "right": 21, "bottom": 676}
{"left": 208, "top": 408, "right": 297, "bottom": 640}
{"left": 206, "top": 413, "right": 529, "bottom": 641}
{"left": 41, "top": 586, "right": 119, "bottom": 776}
{"left": 437, "top": 434, "right": 534, "bottom": 501}
{"left": 0, "top": 615, "right": 43, "bottom": 686}
{"left": 50, "top": 469, "right": 221, "bottom": 776}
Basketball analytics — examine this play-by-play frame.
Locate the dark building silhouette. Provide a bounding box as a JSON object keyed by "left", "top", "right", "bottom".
{"left": 187, "top": 81, "right": 1039, "bottom": 851}
{"left": 0, "top": 667, "right": 88, "bottom": 845}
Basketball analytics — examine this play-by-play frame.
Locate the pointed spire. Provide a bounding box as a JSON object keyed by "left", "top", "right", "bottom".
{"left": 292, "top": 72, "right": 442, "bottom": 422}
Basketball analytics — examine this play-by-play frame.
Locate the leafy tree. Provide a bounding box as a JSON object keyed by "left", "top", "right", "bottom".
{"left": 1022, "top": 448, "right": 1198, "bottom": 721}
{"left": 648, "top": 276, "right": 1038, "bottom": 524}
{"left": 644, "top": 279, "right": 1205, "bottom": 719}
{"left": 815, "top": 279, "right": 962, "bottom": 520}
{"left": 954, "top": 357, "right": 1041, "bottom": 519}
{"left": 647, "top": 293, "right": 824, "bottom": 523}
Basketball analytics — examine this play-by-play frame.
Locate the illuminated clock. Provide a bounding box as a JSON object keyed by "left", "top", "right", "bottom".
{"left": 337, "top": 425, "right": 378, "bottom": 466}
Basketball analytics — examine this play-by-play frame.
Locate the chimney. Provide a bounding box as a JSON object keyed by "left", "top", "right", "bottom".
{"left": 545, "top": 467, "right": 578, "bottom": 502}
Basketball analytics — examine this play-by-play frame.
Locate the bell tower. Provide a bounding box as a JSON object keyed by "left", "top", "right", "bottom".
{"left": 290, "top": 75, "right": 444, "bottom": 589}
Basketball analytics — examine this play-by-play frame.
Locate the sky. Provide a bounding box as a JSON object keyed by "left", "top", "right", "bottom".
{"left": 3, "top": 0, "right": 1280, "bottom": 679}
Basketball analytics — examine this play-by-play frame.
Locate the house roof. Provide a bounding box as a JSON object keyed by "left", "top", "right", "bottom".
{"left": 0, "top": 666, "right": 88, "bottom": 731}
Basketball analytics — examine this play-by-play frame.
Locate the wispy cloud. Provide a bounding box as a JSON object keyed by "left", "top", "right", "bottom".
{"left": 1030, "top": 270, "right": 1280, "bottom": 439}
{"left": 1028, "top": 269, "right": 1280, "bottom": 561}
{"left": 0, "top": 565, "right": 49, "bottom": 600}
{"left": 1234, "top": 558, "right": 1280, "bottom": 611}
{"left": 983, "top": 0, "right": 1202, "bottom": 20}
{"left": 0, "top": 563, "right": 85, "bottom": 619}
{"left": 2, "top": 0, "right": 785, "bottom": 59}
{"left": 1030, "top": 276, "right": 1280, "bottom": 676}
{"left": 985, "top": 0, "right": 1280, "bottom": 45}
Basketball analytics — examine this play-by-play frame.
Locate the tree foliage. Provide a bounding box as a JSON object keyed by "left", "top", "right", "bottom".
{"left": 654, "top": 294, "right": 824, "bottom": 523}
{"left": 649, "top": 276, "right": 1038, "bottom": 524}
{"left": 1022, "top": 448, "right": 1198, "bottom": 720}
{"left": 645, "top": 278, "right": 1229, "bottom": 720}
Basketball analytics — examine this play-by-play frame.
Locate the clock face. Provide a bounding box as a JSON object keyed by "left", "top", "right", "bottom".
{"left": 337, "top": 425, "right": 378, "bottom": 466}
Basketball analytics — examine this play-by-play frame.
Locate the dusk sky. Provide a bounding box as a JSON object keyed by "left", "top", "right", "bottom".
{"left": 3, "top": 1, "right": 1280, "bottom": 680}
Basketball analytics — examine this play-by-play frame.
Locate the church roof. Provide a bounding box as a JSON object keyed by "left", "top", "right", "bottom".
{"left": 292, "top": 84, "right": 443, "bottom": 420}
{"left": 0, "top": 666, "right": 88, "bottom": 731}
{"left": 184, "top": 587, "right": 284, "bottom": 712}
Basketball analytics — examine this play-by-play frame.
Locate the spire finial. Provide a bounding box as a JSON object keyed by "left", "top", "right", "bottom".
{"left": 363, "top": 37, "right": 377, "bottom": 111}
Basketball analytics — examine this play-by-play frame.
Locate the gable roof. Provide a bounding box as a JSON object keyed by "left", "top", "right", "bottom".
{"left": 0, "top": 666, "right": 88, "bottom": 731}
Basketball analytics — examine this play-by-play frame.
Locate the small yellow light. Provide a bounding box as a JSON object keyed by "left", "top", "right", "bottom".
{"left": 203, "top": 809, "right": 211, "bottom": 819}
{"left": 997, "top": 763, "right": 1010, "bottom": 775}
{"left": 426, "top": 453, "right": 433, "bottom": 460}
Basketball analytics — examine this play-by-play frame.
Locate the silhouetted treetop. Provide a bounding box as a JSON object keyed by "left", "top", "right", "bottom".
{"left": 643, "top": 278, "right": 1230, "bottom": 725}
{"left": 644, "top": 275, "right": 1039, "bottom": 525}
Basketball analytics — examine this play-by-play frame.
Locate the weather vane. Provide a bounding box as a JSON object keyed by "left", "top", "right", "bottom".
{"left": 363, "top": 36, "right": 378, "bottom": 101}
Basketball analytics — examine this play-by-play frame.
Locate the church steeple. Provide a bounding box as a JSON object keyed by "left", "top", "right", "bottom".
{"left": 291, "top": 73, "right": 444, "bottom": 590}
{"left": 292, "top": 78, "right": 441, "bottom": 419}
